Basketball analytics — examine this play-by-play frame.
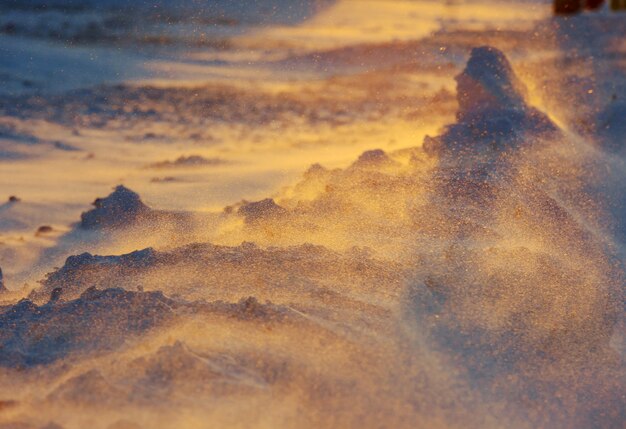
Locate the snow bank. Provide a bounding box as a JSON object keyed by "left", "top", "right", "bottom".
{"left": 425, "top": 46, "right": 556, "bottom": 156}
{"left": 80, "top": 185, "right": 150, "bottom": 229}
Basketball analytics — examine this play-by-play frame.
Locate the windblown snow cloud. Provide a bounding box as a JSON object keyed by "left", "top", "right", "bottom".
{"left": 0, "top": 3, "right": 624, "bottom": 428}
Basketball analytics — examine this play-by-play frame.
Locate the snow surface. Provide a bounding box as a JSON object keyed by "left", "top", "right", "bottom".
{"left": 0, "top": 1, "right": 624, "bottom": 428}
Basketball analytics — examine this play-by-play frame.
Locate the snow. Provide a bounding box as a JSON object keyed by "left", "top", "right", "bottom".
{"left": 80, "top": 185, "right": 150, "bottom": 229}
{"left": 426, "top": 45, "right": 557, "bottom": 158}
{"left": 0, "top": 1, "right": 624, "bottom": 428}
{"left": 0, "top": 287, "right": 177, "bottom": 367}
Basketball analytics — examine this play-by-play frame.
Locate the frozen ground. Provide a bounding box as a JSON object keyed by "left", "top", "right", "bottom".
{"left": 0, "top": 1, "right": 625, "bottom": 428}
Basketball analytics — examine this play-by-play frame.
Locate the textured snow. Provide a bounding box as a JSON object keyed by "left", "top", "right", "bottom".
{"left": 80, "top": 186, "right": 150, "bottom": 230}
{"left": 425, "top": 46, "right": 557, "bottom": 157}
{"left": 0, "top": 2, "right": 624, "bottom": 429}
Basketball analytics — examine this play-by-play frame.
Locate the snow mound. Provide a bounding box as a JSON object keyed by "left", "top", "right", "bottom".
{"left": 350, "top": 149, "right": 394, "bottom": 168}
{"left": 0, "top": 288, "right": 177, "bottom": 367}
{"left": 31, "top": 242, "right": 402, "bottom": 310}
{"left": 456, "top": 46, "right": 528, "bottom": 119}
{"left": 425, "top": 46, "right": 556, "bottom": 156}
{"left": 238, "top": 199, "right": 287, "bottom": 223}
{"left": 130, "top": 341, "right": 266, "bottom": 391}
{"left": 47, "top": 340, "right": 267, "bottom": 409}
{"left": 80, "top": 185, "right": 149, "bottom": 229}
{"left": 48, "top": 369, "right": 127, "bottom": 406}
{"left": 0, "top": 283, "right": 315, "bottom": 370}
{"left": 34, "top": 248, "right": 157, "bottom": 302}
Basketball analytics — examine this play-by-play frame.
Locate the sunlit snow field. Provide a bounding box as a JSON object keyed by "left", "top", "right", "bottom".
{"left": 0, "top": 1, "right": 624, "bottom": 428}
